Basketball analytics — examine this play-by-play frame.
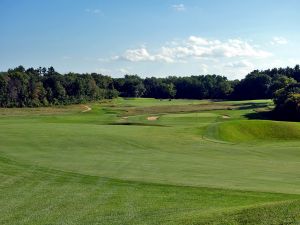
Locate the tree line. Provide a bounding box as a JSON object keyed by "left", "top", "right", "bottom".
{"left": 1, "top": 65, "right": 300, "bottom": 120}
{"left": 0, "top": 66, "right": 118, "bottom": 107}
{"left": 232, "top": 65, "right": 300, "bottom": 120}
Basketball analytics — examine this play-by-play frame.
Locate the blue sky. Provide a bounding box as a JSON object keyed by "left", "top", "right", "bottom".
{"left": 0, "top": 0, "right": 299, "bottom": 79}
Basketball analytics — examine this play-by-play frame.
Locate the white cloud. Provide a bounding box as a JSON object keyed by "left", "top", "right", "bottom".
{"left": 225, "top": 60, "right": 254, "bottom": 68}
{"left": 118, "top": 68, "right": 130, "bottom": 74}
{"left": 121, "top": 47, "right": 174, "bottom": 63}
{"left": 115, "top": 36, "right": 271, "bottom": 64}
{"left": 85, "top": 8, "right": 103, "bottom": 15}
{"left": 172, "top": 4, "right": 186, "bottom": 12}
{"left": 271, "top": 37, "right": 288, "bottom": 45}
{"left": 122, "top": 48, "right": 155, "bottom": 62}
{"left": 188, "top": 36, "right": 216, "bottom": 45}
{"left": 200, "top": 64, "right": 208, "bottom": 74}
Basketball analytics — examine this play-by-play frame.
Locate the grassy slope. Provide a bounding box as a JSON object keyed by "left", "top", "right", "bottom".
{"left": 216, "top": 120, "right": 300, "bottom": 142}
{"left": 2, "top": 156, "right": 299, "bottom": 225}
{"left": 1, "top": 98, "right": 300, "bottom": 224}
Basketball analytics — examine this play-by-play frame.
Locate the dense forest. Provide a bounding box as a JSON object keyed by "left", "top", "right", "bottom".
{"left": 1, "top": 65, "right": 300, "bottom": 120}
{"left": 0, "top": 66, "right": 118, "bottom": 107}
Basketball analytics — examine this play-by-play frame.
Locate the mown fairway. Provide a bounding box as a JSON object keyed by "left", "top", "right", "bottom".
{"left": 1, "top": 98, "right": 300, "bottom": 224}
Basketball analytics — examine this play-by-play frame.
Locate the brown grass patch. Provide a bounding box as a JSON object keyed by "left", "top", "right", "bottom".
{"left": 121, "top": 104, "right": 236, "bottom": 116}
{"left": 0, "top": 105, "right": 83, "bottom": 116}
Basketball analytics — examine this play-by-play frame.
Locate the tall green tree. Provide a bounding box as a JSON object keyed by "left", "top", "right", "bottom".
{"left": 273, "top": 83, "right": 300, "bottom": 120}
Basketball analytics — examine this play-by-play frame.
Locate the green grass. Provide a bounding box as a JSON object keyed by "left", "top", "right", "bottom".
{"left": 1, "top": 98, "right": 300, "bottom": 224}
{"left": 216, "top": 120, "right": 300, "bottom": 142}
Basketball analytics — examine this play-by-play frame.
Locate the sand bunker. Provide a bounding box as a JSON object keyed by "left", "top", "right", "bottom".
{"left": 82, "top": 105, "right": 92, "bottom": 113}
{"left": 222, "top": 115, "right": 230, "bottom": 119}
{"left": 147, "top": 116, "right": 159, "bottom": 121}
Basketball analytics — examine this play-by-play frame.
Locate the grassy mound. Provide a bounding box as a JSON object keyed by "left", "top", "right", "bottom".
{"left": 216, "top": 120, "right": 300, "bottom": 142}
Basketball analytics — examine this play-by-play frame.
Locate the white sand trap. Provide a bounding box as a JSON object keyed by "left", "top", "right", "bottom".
{"left": 122, "top": 117, "right": 128, "bottom": 119}
{"left": 147, "top": 116, "right": 159, "bottom": 121}
{"left": 82, "top": 105, "right": 92, "bottom": 113}
{"left": 222, "top": 115, "right": 230, "bottom": 119}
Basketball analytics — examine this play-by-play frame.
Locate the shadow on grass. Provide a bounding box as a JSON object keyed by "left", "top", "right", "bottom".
{"left": 107, "top": 122, "right": 169, "bottom": 127}
{"left": 244, "top": 110, "right": 300, "bottom": 122}
{"left": 237, "top": 102, "right": 271, "bottom": 110}
{"left": 244, "top": 110, "right": 275, "bottom": 120}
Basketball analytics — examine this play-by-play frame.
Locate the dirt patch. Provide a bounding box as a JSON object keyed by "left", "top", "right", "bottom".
{"left": 222, "top": 115, "right": 231, "bottom": 119}
{"left": 147, "top": 116, "right": 159, "bottom": 121}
